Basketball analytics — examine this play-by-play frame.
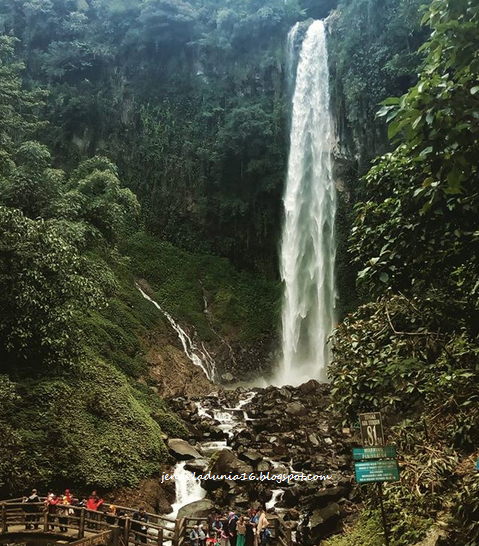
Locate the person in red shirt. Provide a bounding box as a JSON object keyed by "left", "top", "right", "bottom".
{"left": 45, "top": 493, "right": 61, "bottom": 530}
{"left": 86, "top": 491, "right": 104, "bottom": 529}
{"left": 86, "top": 491, "right": 104, "bottom": 511}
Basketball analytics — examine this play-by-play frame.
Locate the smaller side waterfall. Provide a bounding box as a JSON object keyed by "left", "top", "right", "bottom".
{"left": 137, "top": 285, "right": 216, "bottom": 381}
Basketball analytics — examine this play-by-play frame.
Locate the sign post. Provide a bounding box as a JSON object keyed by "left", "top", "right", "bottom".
{"left": 354, "top": 412, "right": 397, "bottom": 546}
{"left": 377, "top": 483, "right": 390, "bottom": 546}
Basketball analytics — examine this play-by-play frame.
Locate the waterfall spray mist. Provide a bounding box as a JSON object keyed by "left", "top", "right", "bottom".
{"left": 277, "top": 20, "right": 337, "bottom": 386}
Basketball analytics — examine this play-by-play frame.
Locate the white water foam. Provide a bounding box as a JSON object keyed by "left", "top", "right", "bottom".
{"left": 277, "top": 20, "right": 337, "bottom": 386}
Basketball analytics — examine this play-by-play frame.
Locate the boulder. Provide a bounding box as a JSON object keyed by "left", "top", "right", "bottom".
{"left": 210, "top": 449, "right": 253, "bottom": 476}
{"left": 285, "top": 402, "right": 308, "bottom": 417}
{"left": 310, "top": 503, "right": 341, "bottom": 540}
{"left": 257, "top": 461, "right": 271, "bottom": 473}
{"left": 177, "top": 499, "right": 215, "bottom": 520}
{"left": 281, "top": 485, "right": 302, "bottom": 507}
{"left": 184, "top": 459, "right": 209, "bottom": 474}
{"left": 240, "top": 450, "right": 263, "bottom": 464}
{"left": 283, "top": 509, "right": 301, "bottom": 522}
{"left": 168, "top": 439, "right": 202, "bottom": 460}
{"left": 311, "top": 487, "right": 348, "bottom": 509}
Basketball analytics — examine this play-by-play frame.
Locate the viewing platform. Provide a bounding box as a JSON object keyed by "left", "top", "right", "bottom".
{"left": 0, "top": 499, "right": 292, "bottom": 546}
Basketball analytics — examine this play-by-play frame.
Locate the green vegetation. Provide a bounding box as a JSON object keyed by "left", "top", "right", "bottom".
{"left": 329, "top": 0, "right": 428, "bottom": 169}
{"left": 322, "top": 509, "right": 385, "bottom": 546}
{"left": 0, "top": 34, "right": 187, "bottom": 494}
{"left": 1, "top": 3, "right": 478, "bottom": 543}
{"left": 329, "top": 1, "right": 479, "bottom": 544}
{"left": 125, "top": 233, "right": 280, "bottom": 343}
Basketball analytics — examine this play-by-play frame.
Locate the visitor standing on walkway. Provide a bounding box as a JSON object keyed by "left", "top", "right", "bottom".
{"left": 236, "top": 516, "right": 246, "bottom": 546}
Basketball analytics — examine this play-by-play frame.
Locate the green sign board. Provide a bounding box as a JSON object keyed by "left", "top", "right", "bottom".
{"left": 353, "top": 446, "right": 397, "bottom": 461}
{"left": 355, "top": 460, "right": 400, "bottom": 483}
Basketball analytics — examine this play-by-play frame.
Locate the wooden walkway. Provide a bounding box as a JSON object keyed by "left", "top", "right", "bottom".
{"left": 0, "top": 499, "right": 292, "bottom": 546}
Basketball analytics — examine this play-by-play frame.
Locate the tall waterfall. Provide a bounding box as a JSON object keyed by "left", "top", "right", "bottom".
{"left": 277, "top": 20, "right": 337, "bottom": 386}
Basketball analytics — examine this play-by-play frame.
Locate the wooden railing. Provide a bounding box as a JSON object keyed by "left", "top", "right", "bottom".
{"left": 0, "top": 500, "right": 176, "bottom": 546}
{"left": 0, "top": 499, "right": 292, "bottom": 546}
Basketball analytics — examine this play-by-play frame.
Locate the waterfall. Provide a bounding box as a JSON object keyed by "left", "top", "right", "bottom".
{"left": 277, "top": 20, "right": 337, "bottom": 386}
{"left": 137, "top": 285, "right": 216, "bottom": 381}
{"left": 169, "top": 461, "right": 206, "bottom": 517}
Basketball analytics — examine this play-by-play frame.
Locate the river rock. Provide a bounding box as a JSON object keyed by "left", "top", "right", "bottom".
{"left": 177, "top": 499, "right": 215, "bottom": 519}
{"left": 210, "top": 449, "right": 253, "bottom": 476}
{"left": 311, "top": 486, "right": 348, "bottom": 509}
{"left": 168, "top": 439, "right": 202, "bottom": 460}
{"left": 185, "top": 459, "right": 209, "bottom": 474}
{"left": 257, "top": 460, "right": 271, "bottom": 472}
{"left": 285, "top": 402, "right": 308, "bottom": 417}
{"left": 310, "top": 503, "right": 341, "bottom": 540}
{"left": 240, "top": 450, "right": 263, "bottom": 464}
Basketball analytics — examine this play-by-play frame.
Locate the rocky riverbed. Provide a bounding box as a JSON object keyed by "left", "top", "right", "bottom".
{"left": 163, "top": 380, "right": 360, "bottom": 544}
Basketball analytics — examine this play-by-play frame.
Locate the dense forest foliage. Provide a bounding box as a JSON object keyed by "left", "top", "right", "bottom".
{"left": 329, "top": 1, "right": 479, "bottom": 544}
{"left": 1, "top": 0, "right": 478, "bottom": 543}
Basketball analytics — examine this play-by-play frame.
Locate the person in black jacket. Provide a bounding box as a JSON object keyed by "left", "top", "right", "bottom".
{"left": 23, "top": 489, "right": 40, "bottom": 530}
{"left": 227, "top": 512, "right": 238, "bottom": 546}
{"left": 132, "top": 507, "right": 149, "bottom": 545}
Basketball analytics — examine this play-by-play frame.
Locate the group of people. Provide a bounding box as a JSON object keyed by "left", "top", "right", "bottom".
{"left": 22, "top": 490, "right": 272, "bottom": 546}
{"left": 190, "top": 508, "right": 271, "bottom": 546}
{"left": 22, "top": 489, "right": 109, "bottom": 531}
{"left": 21, "top": 489, "right": 152, "bottom": 544}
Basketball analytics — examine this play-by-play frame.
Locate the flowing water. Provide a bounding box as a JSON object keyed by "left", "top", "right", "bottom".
{"left": 277, "top": 20, "right": 337, "bottom": 386}
{"left": 137, "top": 285, "right": 216, "bottom": 381}
{"left": 169, "top": 461, "right": 206, "bottom": 517}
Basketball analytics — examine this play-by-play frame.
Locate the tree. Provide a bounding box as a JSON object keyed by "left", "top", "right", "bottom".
{"left": 351, "top": 0, "right": 479, "bottom": 330}
{"left": 0, "top": 206, "right": 104, "bottom": 370}
{"left": 63, "top": 156, "right": 140, "bottom": 242}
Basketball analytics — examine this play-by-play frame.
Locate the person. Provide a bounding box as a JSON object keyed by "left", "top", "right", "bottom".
{"left": 198, "top": 521, "right": 208, "bottom": 546}
{"left": 64, "top": 489, "right": 74, "bottom": 504}
{"left": 221, "top": 525, "right": 229, "bottom": 546}
{"left": 245, "top": 513, "right": 255, "bottom": 546}
{"left": 256, "top": 507, "right": 268, "bottom": 546}
{"left": 23, "top": 489, "right": 40, "bottom": 530}
{"left": 57, "top": 496, "right": 70, "bottom": 533}
{"left": 106, "top": 504, "right": 118, "bottom": 525}
{"left": 45, "top": 492, "right": 60, "bottom": 530}
{"left": 86, "top": 491, "right": 104, "bottom": 511}
{"left": 228, "top": 512, "right": 238, "bottom": 546}
{"left": 132, "top": 507, "right": 149, "bottom": 545}
{"left": 86, "top": 491, "right": 104, "bottom": 529}
{"left": 236, "top": 516, "right": 246, "bottom": 546}
{"left": 190, "top": 524, "right": 200, "bottom": 546}
{"left": 211, "top": 515, "right": 223, "bottom": 541}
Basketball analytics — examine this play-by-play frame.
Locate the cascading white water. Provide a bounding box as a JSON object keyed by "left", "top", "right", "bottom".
{"left": 169, "top": 461, "right": 206, "bottom": 517}
{"left": 277, "top": 20, "right": 337, "bottom": 386}
{"left": 137, "top": 285, "right": 216, "bottom": 381}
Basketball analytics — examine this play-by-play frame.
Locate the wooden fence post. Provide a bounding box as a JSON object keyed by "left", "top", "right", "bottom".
{"left": 43, "top": 506, "right": 49, "bottom": 533}
{"left": 157, "top": 526, "right": 164, "bottom": 546}
{"left": 79, "top": 508, "right": 85, "bottom": 539}
{"left": 173, "top": 519, "right": 180, "bottom": 546}
{"left": 1, "top": 504, "right": 7, "bottom": 533}
{"left": 123, "top": 516, "right": 131, "bottom": 546}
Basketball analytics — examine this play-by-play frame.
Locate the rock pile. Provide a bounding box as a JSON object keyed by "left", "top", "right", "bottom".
{"left": 167, "top": 380, "right": 359, "bottom": 543}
